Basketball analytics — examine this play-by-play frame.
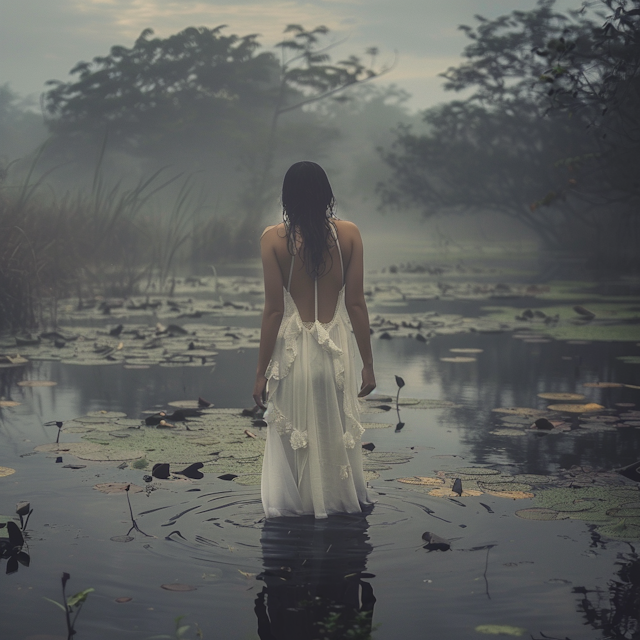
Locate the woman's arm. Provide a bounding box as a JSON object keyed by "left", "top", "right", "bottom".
{"left": 343, "top": 223, "right": 376, "bottom": 397}
{"left": 253, "top": 228, "right": 285, "bottom": 408}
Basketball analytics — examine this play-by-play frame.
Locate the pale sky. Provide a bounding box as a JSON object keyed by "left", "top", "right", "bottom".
{"left": 0, "top": 0, "right": 580, "bottom": 112}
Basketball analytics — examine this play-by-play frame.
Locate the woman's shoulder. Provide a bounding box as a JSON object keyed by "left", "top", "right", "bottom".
{"left": 260, "top": 222, "right": 286, "bottom": 241}
{"left": 334, "top": 219, "right": 361, "bottom": 244}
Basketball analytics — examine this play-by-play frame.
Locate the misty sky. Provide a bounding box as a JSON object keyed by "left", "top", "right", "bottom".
{"left": 1, "top": 0, "right": 578, "bottom": 112}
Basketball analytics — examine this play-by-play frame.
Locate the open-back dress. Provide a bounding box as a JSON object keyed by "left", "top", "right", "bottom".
{"left": 261, "top": 228, "right": 373, "bottom": 518}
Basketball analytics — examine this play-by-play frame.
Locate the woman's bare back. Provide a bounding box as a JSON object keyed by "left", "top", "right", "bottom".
{"left": 267, "top": 220, "right": 355, "bottom": 324}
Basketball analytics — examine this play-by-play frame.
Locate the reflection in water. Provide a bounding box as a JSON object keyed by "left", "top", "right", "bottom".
{"left": 576, "top": 546, "right": 640, "bottom": 640}
{"left": 255, "top": 515, "right": 376, "bottom": 640}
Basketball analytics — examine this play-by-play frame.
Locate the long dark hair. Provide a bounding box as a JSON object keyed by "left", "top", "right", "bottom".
{"left": 282, "top": 161, "right": 337, "bottom": 278}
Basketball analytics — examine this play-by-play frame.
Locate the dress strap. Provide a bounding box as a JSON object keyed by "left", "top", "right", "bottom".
{"left": 287, "top": 253, "right": 295, "bottom": 292}
{"left": 330, "top": 223, "right": 345, "bottom": 286}
{"left": 314, "top": 278, "right": 318, "bottom": 322}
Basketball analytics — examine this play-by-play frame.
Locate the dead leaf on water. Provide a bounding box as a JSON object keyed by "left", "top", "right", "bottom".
{"left": 440, "top": 356, "right": 477, "bottom": 363}
{"left": 449, "top": 348, "right": 483, "bottom": 353}
{"left": 0, "top": 467, "right": 16, "bottom": 477}
{"left": 0, "top": 400, "right": 20, "bottom": 407}
{"left": 17, "top": 381, "right": 57, "bottom": 387}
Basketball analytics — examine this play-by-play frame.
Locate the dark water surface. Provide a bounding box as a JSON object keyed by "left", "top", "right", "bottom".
{"left": 1, "top": 296, "right": 640, "bottom": 640}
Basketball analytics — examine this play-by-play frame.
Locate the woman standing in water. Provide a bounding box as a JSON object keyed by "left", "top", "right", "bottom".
{"left": 253, "top": 161, "right": 376, "bottom": 518}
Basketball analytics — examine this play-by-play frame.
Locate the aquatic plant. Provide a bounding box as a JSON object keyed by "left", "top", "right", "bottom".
{"left": 44, "top": 572, "right": 94, "bottom": 640}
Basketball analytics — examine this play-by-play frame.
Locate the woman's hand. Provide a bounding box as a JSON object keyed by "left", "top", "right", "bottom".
{"left": 357, "top": 364, "right": 376, "bottom": 398}
{"left": 253, "top": 375, "right": 268, "bottom": 410}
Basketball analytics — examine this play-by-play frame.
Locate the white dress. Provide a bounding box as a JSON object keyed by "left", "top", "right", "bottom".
{"left": 261, "top": 231, "right": 373, "bottom": 519}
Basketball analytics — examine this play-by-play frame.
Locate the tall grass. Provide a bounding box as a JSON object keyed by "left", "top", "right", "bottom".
{"left": 0, "top": 145, "right": 253, "bottom": 333}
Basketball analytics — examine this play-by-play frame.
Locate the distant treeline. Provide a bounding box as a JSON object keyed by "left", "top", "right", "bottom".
{"left": 1, "top": 0, "right": 639, "bottom": 330}
{"left": 379, "top": 0, "right": 640, "bottom": 270}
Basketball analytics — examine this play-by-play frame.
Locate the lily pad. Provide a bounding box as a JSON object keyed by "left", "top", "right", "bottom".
{"left": 485, "top": 490, "right": 534, "bottom": 499}
{"left": 538, "top": 393, "right": 585, "bottom": 401}
{"left": 596, "top": 520, "right": 640, "bottom": 541}
{"left": 491, "top": 407, "right": 547, "bottom": 416}
{"left": 397, "top": 477, "right": 444, "bottom": 486}
{"left": 428, "top": 487, "right": 483, "bottom": 498}
{"left": 479, "top": 482, "right": 533, "bottom": 493}
{"left": 583, "top": 382, "right": 624, "bottom": 388}
{"left": 515, "top": 508, "right": 558, "bottom": 520}
{"left": 548, "top": 403, "right": 604, "bottom": 413}
{"left": 87, "top": 411, "right": 127, "bottom": 418}
{"left": 475, "top": 625, "right": 526, "bottom": 637}
{"left": 110, "top": 536, "right": 135, "bottom": 543}
{"left": 490, "top": 428, "right": 526, "bottom": 437}
{"left": 456, "top": 467, "right": 500, "bottom": 476}
{"left": 94, "top": 483, "right": 144, "bottom": 494}
{"left": 160, "top": 583, "right": 197, "bottom": 592}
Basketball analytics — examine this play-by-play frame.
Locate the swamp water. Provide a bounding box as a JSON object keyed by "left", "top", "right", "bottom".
{"left": 1, "top": 271, "right": 640, "bottom": 639}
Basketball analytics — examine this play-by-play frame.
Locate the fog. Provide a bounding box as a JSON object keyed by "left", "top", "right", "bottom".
{"left": 1, "top": 0, "right": 638, "bottom": 311}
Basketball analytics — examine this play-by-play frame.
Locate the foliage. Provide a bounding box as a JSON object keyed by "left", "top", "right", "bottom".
{"left": 378, "top": 0, "right": 640, "bottom": 268}
{"left": 44, "top": 572, "right": 94, "bottom": 640}
{"left": 42, "top": 25, "right": 386, "bottom": 250}
{"left": 535, "top": 0, "right": 640, "bottom": 213}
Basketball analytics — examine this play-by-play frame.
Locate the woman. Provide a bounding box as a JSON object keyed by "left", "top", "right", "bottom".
{"left": 252, "top": 161, "right": 376, "bottom": 519}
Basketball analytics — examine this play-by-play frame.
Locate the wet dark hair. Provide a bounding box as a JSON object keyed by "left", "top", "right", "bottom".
{"left": 281, "top": 161, "right": 337, "bottom": 278}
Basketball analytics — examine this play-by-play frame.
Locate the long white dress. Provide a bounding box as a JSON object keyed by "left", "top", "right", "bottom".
{"left": 261, "top": 232, "right": 373, "bottom": 519}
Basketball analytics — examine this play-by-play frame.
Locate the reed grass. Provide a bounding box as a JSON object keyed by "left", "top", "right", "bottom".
{"left": 0, "top": 144, "right": 254, "bottom": 333}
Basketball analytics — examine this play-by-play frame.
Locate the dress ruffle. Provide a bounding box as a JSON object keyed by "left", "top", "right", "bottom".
{"left": 262, "top": 287, "right": 372, "bottom": 517}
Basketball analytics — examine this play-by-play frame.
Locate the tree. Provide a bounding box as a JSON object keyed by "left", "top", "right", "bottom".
{"left": 43, "top": 25, "right": 387, "bottom": 248}
{"left": 534, "top": 0, "right": 640, "bottom": 212}
{"left": 378, "top": 0, "right": 640, "bottom": 266}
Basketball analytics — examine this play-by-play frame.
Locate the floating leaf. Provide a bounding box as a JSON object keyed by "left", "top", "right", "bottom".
{"left": 0, "top": 467, "right": 16, "bottom": 477}
{"left": 583, "top": 382, "right": 624, "bottom": 388}
{"left": 397, "top": 477, "right": 444, "bottom": 486}
{"left": 0, "top": 401, "right": 20, "bottom": 407}
{"left": 440, "top": 357, "right": 476, "bottom": 363}
{"left": 492, "top": 407, "right": 547, "bottom": 416}
{"left": 449, "top": 348, "right": 483, "bottom": 353}
{"left": 362, "top": 422, "right": 393, "bottom": 429}
{"left": 490, "top": 428, "right": 526, "bottom": 437}
{"left": 480, "top": 482, "right": 533, "bottom": 493}
{"left": 110, "top": 536, "right": 134, "bottom": 543}
{"left": 428, "top": 487, "right": 483, "bottom": 498}
{"left": 515, "top": 508, "right": 558, "bottom": 520}
{"left": 115, "top": 597, "right": 133, "bottom": 603}
{"left": 160, "top": 583, "right": 197, "bottom": 592}
{"left": 456, "top": 467, "right": 500, "bottom": 476}
{"left": 94, "top": 483, "right": 144, "bottom": 494}
{"left": 475, "top": 625, "right": 526, "bottom": 637}
{"left": 484, "top": 490, "right": 534, "bottom": 499}
{"left": 17, "top": 380, "right": 57, "bottom": 387}
{"left": 548, "top": 403, "right": 604, "bottom": 413}
{"left": 596, "top": 520, "right": 640, "bottom": 541}
{"left": 538, "top": 393, "right": 585, "bottom": 401}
